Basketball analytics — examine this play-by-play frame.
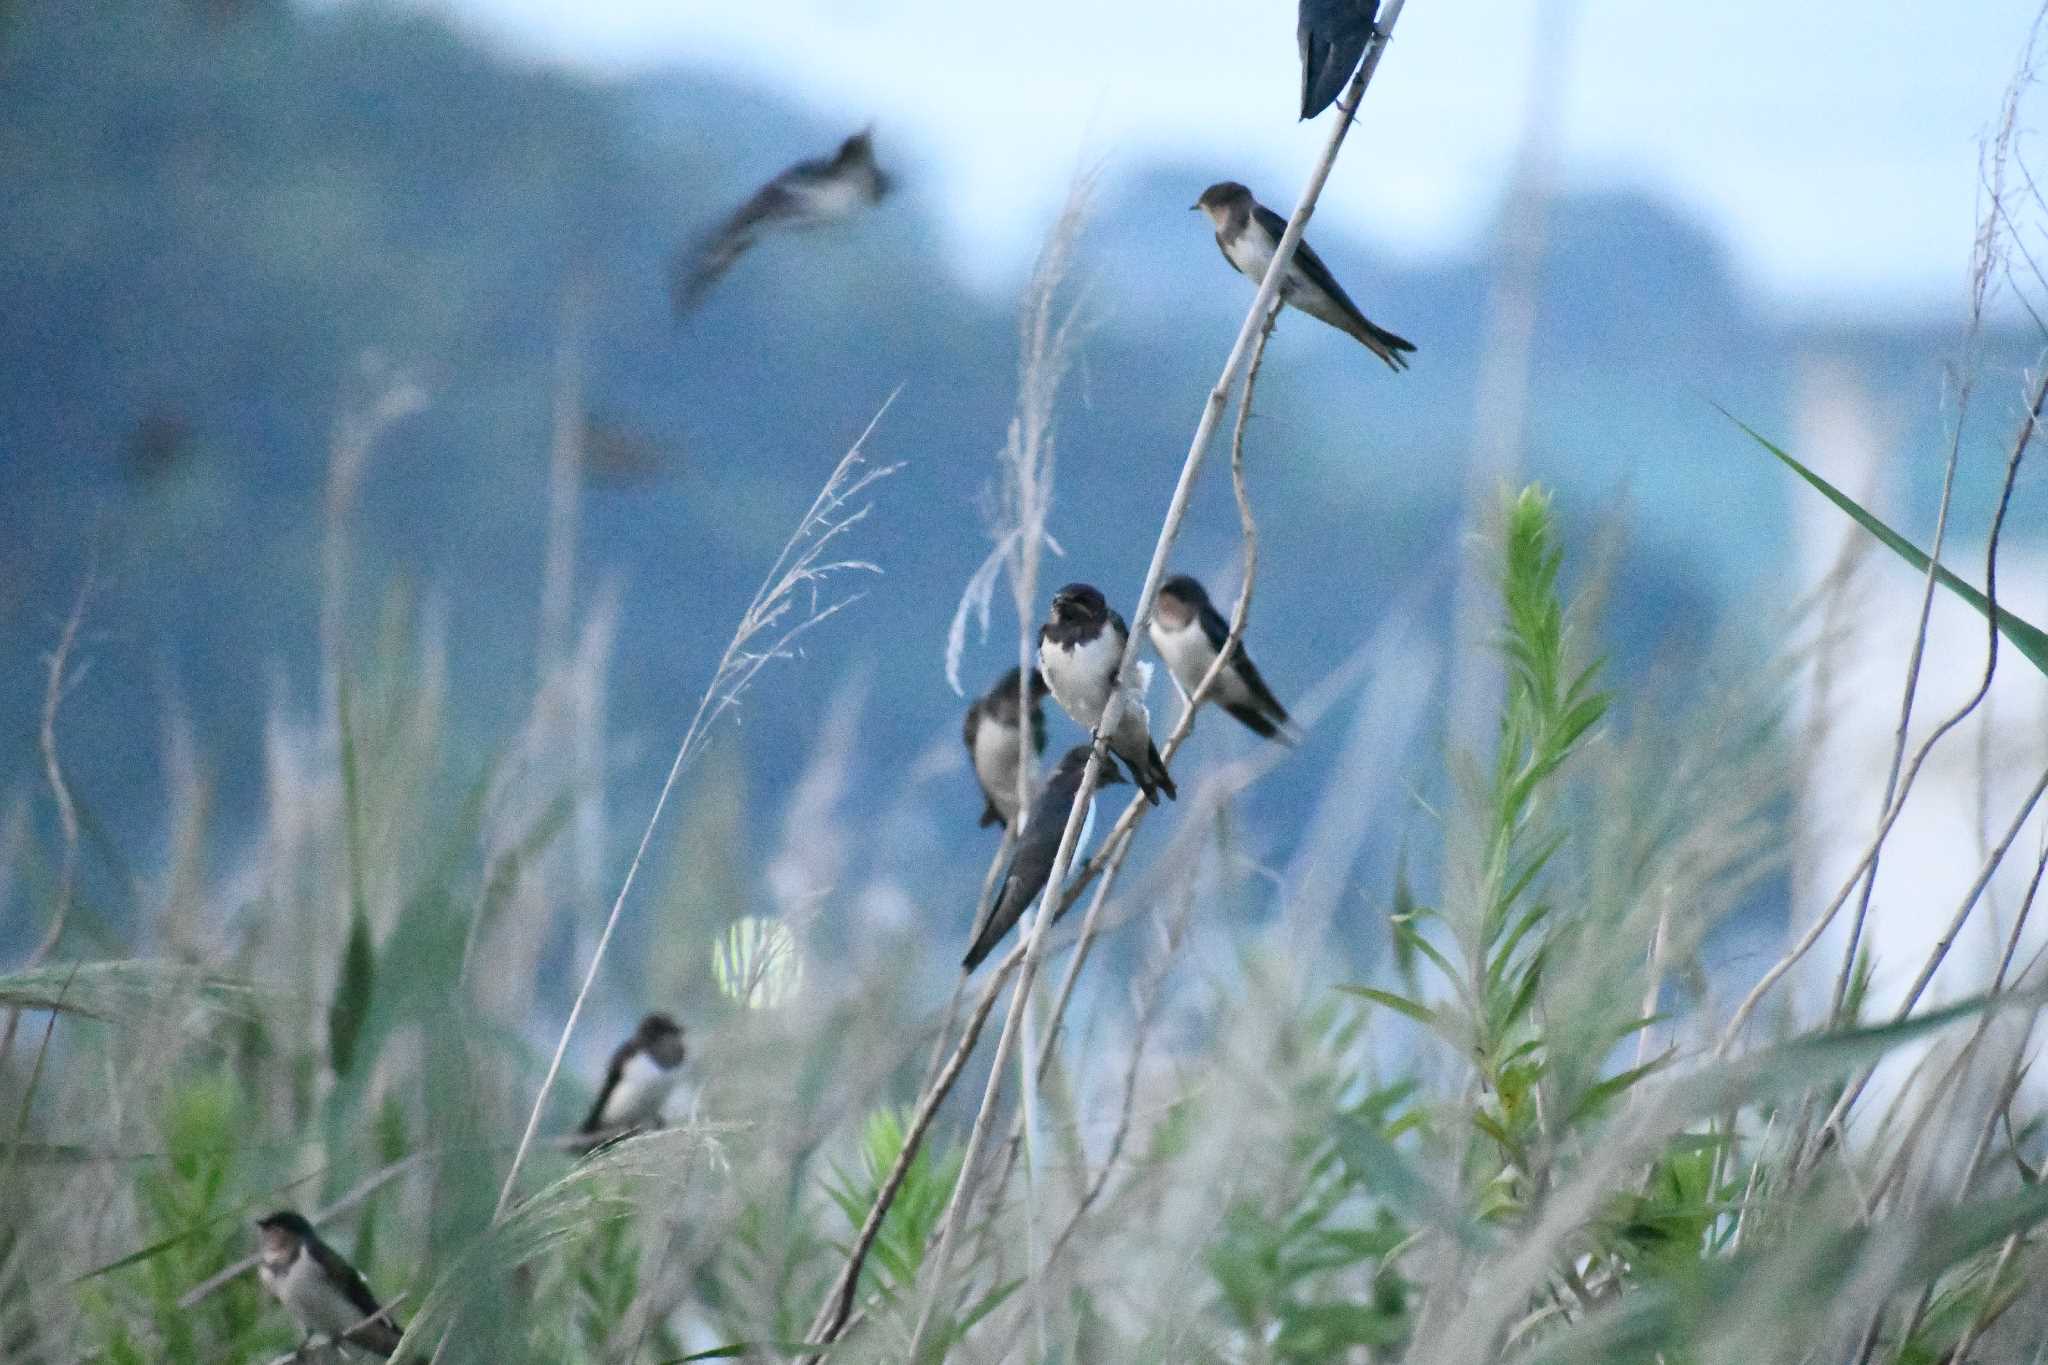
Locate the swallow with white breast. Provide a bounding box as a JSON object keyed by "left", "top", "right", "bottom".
{"left": 255, "top": 1210, "right": 405, "bottom": 1358}
{"left": 1037, "top": 584, "right": 1177, "bottom": 805}
{"left": 1192, "top": 180, "right": 1415, "bottom": 371}
{"left": 1150, "top": 574, "right": 1296, "bottom": 743}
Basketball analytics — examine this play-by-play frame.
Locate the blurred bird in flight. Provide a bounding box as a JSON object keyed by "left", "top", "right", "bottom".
{"left": 673, "top": 127, "right": 892, "bottom": 315}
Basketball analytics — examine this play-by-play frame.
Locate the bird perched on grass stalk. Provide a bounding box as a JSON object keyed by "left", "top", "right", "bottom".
{"left": 1298, "top": 0, "right": 1383, "bottom": 120}
{"left": 962, "top": 745, "right": 1128, "bottom": 971}
{"left": 1150, "top": 574, "right": 1296, "bottom": 743}
{"left": 1192, "top": 180, "right": 1415, "bottom": 371}
{"left": 1038, "top": 583, "right": 1176, "bottom": 804}
{"left": 963, "top": 666, "right": 1050, "bottom": 830}
{"left": 576, "top": 1012, "right": 688, "bottom": 1152}
{"left": 255, "top": 1211, "right": 405, "bottom": 1358}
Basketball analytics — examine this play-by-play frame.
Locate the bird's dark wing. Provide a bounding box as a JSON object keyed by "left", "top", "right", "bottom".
{"left": 1252, "top": 202, "right": 1374, "bottom": 330}
{"left": 1028, "top": 701, "right": 1047, "bottom": 756}
{"left": 963, "top": 703, "right": 1006, "bottom": 827}
{"left": 1196, "top": 597, "right": 1290, "bottom": 728}
{"left": 672, "top": 182, "right": 800, "bottom": 316}
{"left": 579, "top": 1038, "right": 634, "bottom": 1134}
{"left": 1194, "top": 596, "right": 1234, "bottom": 654}
{"left": 1211, "top": 227, "right": 1239, "bottom": 273}
{"left": 963, "top": 865, "right": 1028, "bottom": 971}
{"left": 963, "top": 777, "right": 1074, "bottom": 969}
{"left": 1105, "top": 610, "right": 1132, "bottom": 679}
{"left": 1298, "top": 0, "right": 1377, "bottom": 119}
{"left": 305, "top": 1235, "right": 390, "bottom": 1325}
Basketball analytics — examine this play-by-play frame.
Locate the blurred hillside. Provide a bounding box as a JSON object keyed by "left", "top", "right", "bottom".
{"left": 1, "top": 0, "right": 2039, "bottom": 956}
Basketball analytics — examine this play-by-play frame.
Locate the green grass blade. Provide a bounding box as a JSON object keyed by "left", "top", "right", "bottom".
{"left": 1335, "top": 985, "right": 1438, "bottom": 1029}
{"left": 1728, "top": 411, "right": 2048, "bottom": 677}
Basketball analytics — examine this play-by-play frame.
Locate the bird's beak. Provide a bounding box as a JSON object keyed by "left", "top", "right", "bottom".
{"left": 1188, "top": 202, "right": 1199, "bottom": 211}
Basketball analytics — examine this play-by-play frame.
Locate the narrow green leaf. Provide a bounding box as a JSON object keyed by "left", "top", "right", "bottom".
{"left": 657, "top": 1343, "right": 831, "bottom": 1362}
{"left": 329, "top": 681, "right": 377, "bottom": 1078}
{"left": 1392, "top": 919, "right": 1464, "bottom": 996}
{"left": 1683, "top": 987, "right": 2047, "bottom": 1119}
{"left": 1330, "top": 1115, "right": 1488, "bottom": 1250}
{"left": 1569, "top": 1049, "right": 1676, "bottom": 1123}
{"left": 1336, "top": 985, "right": 1438, "bottom": 1029}
{"left": 1729, "top": 411, "right": 2048, "bottom": 677}
{"left": 328, "top": 911, "right": 376, "bottom": 1079}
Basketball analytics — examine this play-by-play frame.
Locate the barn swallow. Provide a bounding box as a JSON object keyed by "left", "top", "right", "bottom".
{"left": 1038, "top": 583, "right": 1177, "bottom": 804}
{"left": 962, "top": 746, "right": 1128, "bottom": 971}
{"left": 1298, "top": 0, "right": 1382, "bottom": 120}
{"left": 1192, "top": 181, "right": 1415, "bottom": 371}
{"left": 963, "top": 666, "right": 1050, "bottom": 829}
{"left": 255, "top": 1210, "right": 405, "bottom": 1358}
{"left": 673, "top": 128, "right": 893, "bottom": 315}
{"left": 1149, "top": 575, "right": 1296, "bottom": 743}
{"left": 577, "top": 1012, "right": 688, "bottom": 1149}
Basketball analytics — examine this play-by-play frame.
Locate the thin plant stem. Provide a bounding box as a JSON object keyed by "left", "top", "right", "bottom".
{"left": 1034, "top": 295, "right": 1280, "bottom": 1077}
{"left": 493, "top": 405, "right": 899, "bottom": 1224}
{"left": 1719, "top": 364, "right": 2048, "bottom": 1056}
{"left": 903, "top": 14, "right": 1409, "bottom": 1353}
{"left": 0, "top": 554, "right": 95, "bottom": 1068}
{"left": 800, "top": 946, "right": 1024, "bottom": 1351}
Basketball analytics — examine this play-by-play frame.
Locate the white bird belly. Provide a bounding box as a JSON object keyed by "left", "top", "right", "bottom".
{"left": 794, "top": 175, "right": 863, "bottom": 221}
{"left": 1225, "top": 229, "right": 1276, "bottom": 283}
{"left": 1040, "top": 629, "right": 1121, "bottom": 727}
{"left": 1149, "top": 619, "right": 1217, "bottom": 697}
{"left": 267, "top": 1254, "right": 367, "bottom": 1338}
{"left": 972, "top": 718, "right": 1027, "bottom": 822}
{"left": 600, "top": 1052, "right": 680, "bottom": 1128}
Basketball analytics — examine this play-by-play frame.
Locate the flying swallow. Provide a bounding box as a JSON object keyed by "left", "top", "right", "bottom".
{"left": 673, "top": 128, "right": 893, "bottom": 315}
{"left": 1298, "top": 0, "right": 1382, "bottom": 120}
{"left": 962, "top": 745, "right": 1128, "bottom": 971}
{"left": 1192, "top": 181, "right": 1415, "bottom": 371}
{"left": 1038, "top": 583, "right": 1177, "bottom": 805}
{"left": 577, "top": 1012, "right": 688, "bottom": 1149}
{"left": 1149, "top": 575, "right": 1297, "bottom": 743}
{"left": 963, "top": 666, "right": 1051, "bottom": 829}
{"left": 255, "top": 1210, "right": 405, "bottom": 1358}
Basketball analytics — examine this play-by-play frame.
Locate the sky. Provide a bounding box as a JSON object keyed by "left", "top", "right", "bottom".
{"left": 407, "top": 0, "right": 2039, "bottom": 318}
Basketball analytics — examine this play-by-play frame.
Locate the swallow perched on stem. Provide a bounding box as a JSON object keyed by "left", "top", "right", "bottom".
{"left": 1150, "top": 575, "right": 1296, "bottom": 743}
{"left": 963, "top": 666, "right": 1051, "bottom": 829}
{"left": 1192, "top": 181, "right": 1415, "bottom": 371}
{"left": 1038, "top": 583, "right": 1177, "bottom": 804}
{"left": 962, "top": 746, "right": 1128, "bottom": 971}
{"left": 1298, "top": 0, "right": 1383, "bottom": 120}
{"left": 577, "top": 1012, "right": 688, "bottom": 1149}
{"left": 255, "top": 1210, "right": 405, "bottom": 1358}
{"left": 673, "top": 128, "right": 893, "bottom": 315}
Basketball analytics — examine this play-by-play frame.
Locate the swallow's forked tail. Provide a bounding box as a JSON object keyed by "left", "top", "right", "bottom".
{"left": 1141, "top": 739, "right": 1177, "bottom": 804}
{"left": 1354, "top": 316, "right": 1415, "bottom": 372}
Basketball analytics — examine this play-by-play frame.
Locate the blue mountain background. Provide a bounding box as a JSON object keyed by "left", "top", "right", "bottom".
{"left": 2, "top": 0, "right": 2039, "bottom": 967}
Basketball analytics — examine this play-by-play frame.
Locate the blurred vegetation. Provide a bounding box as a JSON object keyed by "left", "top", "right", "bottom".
{"left": 4, "top": 1, "right": 2048, "bottom": 1361}
{"left": 4, "top": 463, "right": 2042, "bottom": 1360}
